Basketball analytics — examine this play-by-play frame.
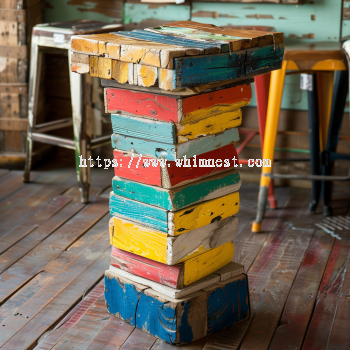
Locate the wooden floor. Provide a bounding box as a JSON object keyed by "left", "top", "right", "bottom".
{"left": 0, "top": 166, "right": 350, "bottom": 350}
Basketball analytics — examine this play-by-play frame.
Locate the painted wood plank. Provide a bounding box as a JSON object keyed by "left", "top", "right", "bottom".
{"left": 204, "top": 274, "right": 250, "bottom": 334}
{"left": 110, "top": 246, "right": 243, "bottom": 289}
{"left": 246, "top": 43, "right": 284, "bottom": 76}
{"left": 109, "top": 215, "right": 238, "bottom": 264}
{"left": 112, "top": 169, "right": 241, "bottom": 211}
{"left": 113, "top": 30, "right": 223, "bottom": 53}
{"left": 146, "top": 26, "right": 248, "bottom": 51}
{"left": 111, "top": 110, "right": 241, "bottom": 144}
{"left": 105, "top": 269, "right": 249, "bottom": 344}
{"left": 173, "top": 51, "right": 246, "bottom": 88}
{"left": 105, "top": 88, "right": 179, "bottom": 122}
{"left": 111, "top": 127, "right": 240, "bottom": 161}
{"left": 163, "top": 21, "right": 283, "bottom": 47}
{"left": 105, "top": 270, "right": 207, "bottom": 345}
{"left": 112, "top": 143, "right": 240, "bottom": 188}
{"left": 109, "top": 261, "right": 244, "bottom": 299}
{"left": 109, "top": 190, "right": 240, "bottom": 235}
{"left": 105, "top": 83, "right": 251, "bottom": 123}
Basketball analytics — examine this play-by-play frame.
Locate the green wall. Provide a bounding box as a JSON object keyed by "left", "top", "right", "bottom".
{"left": 45, "top": 0, "right": 344, "bottom": 111}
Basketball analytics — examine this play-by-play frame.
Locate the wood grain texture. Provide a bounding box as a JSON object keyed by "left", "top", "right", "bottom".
{"left": 105, "top": 269, "right": 207, "bottom": 345}
{"left": 112, "top": 169, "right": 241, "bottom": 211}
{"left": 111, "top": 127, "right": 240, "bottom": 161}
{"left": 109, "top": 215, "right": 238, "bottom": 264}
{"left": 109, "top": 190, "right": 240, "bottom": 235}
{"left": 136, "top": 64, "right": 158, "bottom": 87}
{"left": 113, "top": 143, "right": 240, "bottom": 189}
{"left": 110, "top": 246, "right": 243, "bottom": 290}
{"left": 111, "top": 109, "right": 241, "bottom": 143}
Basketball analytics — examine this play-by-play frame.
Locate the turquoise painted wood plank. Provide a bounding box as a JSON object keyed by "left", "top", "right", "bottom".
{"left": 113, "top": 30, "right": 224, "bottom": 51}
{"left": 206, "top": 274, "right": 250, "bottom": 334}
{"left": 246, "top": 44, "right": 284, "bottom": 75}
{"left": 109, "top": 193, "right": 169, "bottom": 232}
{"left": 111, "top": 128, "right": 239, "bottom": 161}
{"left": 124, "top": 3, "right": 191, "bottom": 25}
{"left": 112, "top": 169, "right": 241, "bottom": 211}
{"left": 111, "top": 114, "right": 176, "bottom": 144}
{"left": 174, "top": 51, "right": 246, "bottom": 87}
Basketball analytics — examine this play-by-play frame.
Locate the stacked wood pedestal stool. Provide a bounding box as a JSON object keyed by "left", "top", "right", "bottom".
{"left": 71, "top": 21, "right": 285, "bottom": 344}
{"left": 23, "top": 20, "right": 122, "bottom": 203}
{"left": 252, "top": 42, "right": 350, "bottom": 233}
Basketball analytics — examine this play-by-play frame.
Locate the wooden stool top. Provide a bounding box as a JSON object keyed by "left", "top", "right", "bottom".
{"left": 284, "top": 42, "right": 347, "bottom": 71}
{"left": 32, "top": 20, "right": 123, "bottom": 49}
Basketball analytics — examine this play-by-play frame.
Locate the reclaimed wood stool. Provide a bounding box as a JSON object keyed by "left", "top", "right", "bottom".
{"left": 252, "top": 42, "right": 348, "bottom": 232}
{"left": 23, "top": 20, "right": 122, "bottom": 203}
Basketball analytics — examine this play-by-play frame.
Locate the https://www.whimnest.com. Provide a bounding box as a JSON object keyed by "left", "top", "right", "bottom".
{"left": 79, "top": 155, "right": 271, "bottom": 169}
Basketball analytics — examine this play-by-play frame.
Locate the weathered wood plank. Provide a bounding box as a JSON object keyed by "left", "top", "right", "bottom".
{"left": 112, "top": 169, "right": 241, "bottom": 211}
{"left": 0, "top": 198, "right": 109, "bottom": 304}
{"left": 268, "top": 230, "right": 334, "bottom": 350}
{"left": 110, "top": 190, "right": 240, "bottom": 235}
{"left": 0, "top": 199, "right": 85, "bottom": 273}
{"left": 110, "top": 214, "right": 238, "bottom": 265}
{"left": 111, "top": 127, "right": 239, "bottom": 161}
{"left": 113, "top": 143, "right": 240, "bottom": 189}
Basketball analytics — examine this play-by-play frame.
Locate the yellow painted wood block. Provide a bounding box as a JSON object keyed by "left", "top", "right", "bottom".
{"left": 109, "top": 215, "right": 237, "bottom": 265}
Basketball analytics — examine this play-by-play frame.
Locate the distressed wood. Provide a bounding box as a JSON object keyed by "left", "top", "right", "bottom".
{"left": 71, "top": 52, "right": 90, "bottom": 74}
{"left": 98, "top": 56, "right": 112, "bottom": 79}
{"left": 109, "top": 215, "right": 238, "bottom": 264}
{"left": 135, "top": 63, "right": 158, "bottom": 87}
{"left": 110, "top": 246, "right": 243, "bottom": 290}
{"left": 111, "top": 60, "right": 129, "bottom": 83}
{"left": 204, "top": 274, "right": 250, "bottom": 334}
{"left": 109, "top": 190, "right": 240, "bottom": 235}
{"left": 113, "top": 143, "right": 240, "bottom": 189}
{"left": 105, "top": 269, "right": 249, "bottom": 344}
{"left": 105, "top": 83, "right": 251, "bottom": 123}
{"left": 112, "top": 169, "right": 241, "bottom": 211}
{"left": 111, "top": 127, "right": 239, "bottom": 161}
{"left": 111, "top": 109, "right": 241, "bottom": 144}
{"left": 105, "top": 270, "right": 207, "bottom": 345}
{"left": 109, "top": 263, "right": 244, "bottom": 299}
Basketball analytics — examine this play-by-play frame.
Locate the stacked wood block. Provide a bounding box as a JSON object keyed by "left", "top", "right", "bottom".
{"left": 71, "top": 21, "right": 284, "bottom": 344}
{"left": 0, "top": 0, "right": 44, "bottom": 167}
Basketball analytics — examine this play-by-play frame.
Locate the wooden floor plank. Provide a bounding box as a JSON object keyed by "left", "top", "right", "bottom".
{"left": 119, "top": 328, "right": 157, "bottom": 350}
{"left": 0, "top": 172, "right": 76, "bottom": 237}
{"left": 0, "top": 169, "right": 9, "bottom": 178}
{"left": 0, "top": 196, "right": 73, "bottom": 255}
{"left": 268, "top": 230, "right": 334, "bottom": 350}
{"left": 0, "top": 218, "right": 110, "bottom": 346}
{"left": 151, "top": 337, "right": 208, "bottom": 350}
{"left": 0, "top": 171, "right": 40, "bottom": 202}
{"left": 0, "top": 200, "right": 85, "bottom": 273}
{"left": 0, "top": 198, "right": 109, "bottom": 304}
{"left": 0, "top": 248, "right": 110, "bottom": 350}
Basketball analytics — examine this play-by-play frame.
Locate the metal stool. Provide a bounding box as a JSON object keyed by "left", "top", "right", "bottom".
{"left": 252, "top": 42, "right": 350, "bottom": 232}
{"left": 23, "top": 20, "right": 122, "bottom": 203}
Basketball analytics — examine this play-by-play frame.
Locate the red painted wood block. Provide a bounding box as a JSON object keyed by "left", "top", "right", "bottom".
{"left": 111, "top": 247, "right": 181, "bottom": 289}
{"left": 105, "top": 83, "right": 251, "bottom": 123}
{"left": 113, "top": 143, "right": 240, "bottom": 188}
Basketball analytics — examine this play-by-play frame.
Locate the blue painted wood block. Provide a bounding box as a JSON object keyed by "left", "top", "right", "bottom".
{"left": 104, "top": 269, "right": 250, "bottom": 344}
{"left": 205, "top": 274, "right": 250, "bottom": 334}
{"left": 104, "top": 271, "right": 148, "bottom": 326}
{"left": 111, "top": 128, "right": 239, "bottom": 161}
{"left": 111, "top": 114, "right": 176, "bottom": 144}
{"left": 109, "top": 193, "right": 168, "bottom": 232}
{"left": 112, "top": 169, "right": 241, "bottom": 211}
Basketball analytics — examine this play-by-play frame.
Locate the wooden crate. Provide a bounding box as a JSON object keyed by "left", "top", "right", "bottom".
{"left": 0, "top": 0, "right": 45, "bottom": 166}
